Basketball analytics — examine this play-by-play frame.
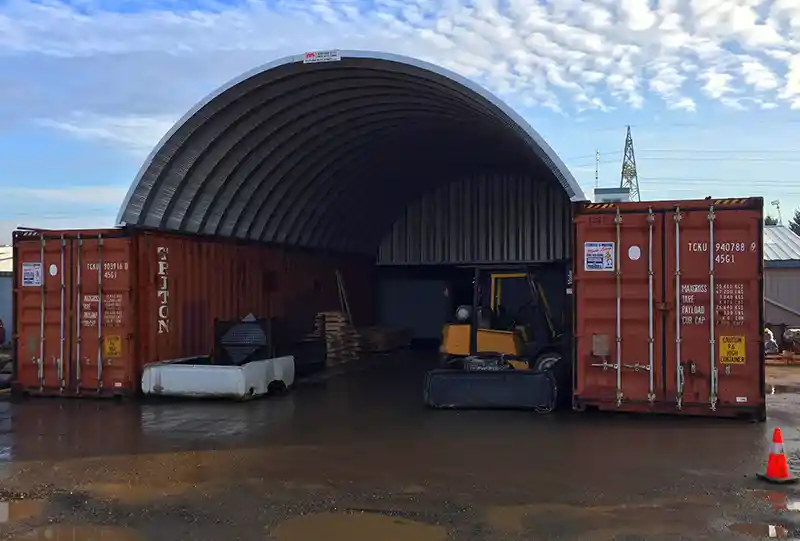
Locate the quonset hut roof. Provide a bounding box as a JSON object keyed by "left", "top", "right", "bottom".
{"left": 765, "top": 225, "right": 800, "bottom": 269}
{"left": 117, "top": 50, "right": 585, "bottom": 254}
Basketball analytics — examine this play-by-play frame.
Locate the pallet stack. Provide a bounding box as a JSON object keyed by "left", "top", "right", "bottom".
{"left": 766, "top": 351, "right": 800, "bottom": 366}
{"left": 315, "top": 311, "right": 360, "bottom": 367}
{"left": 313, "top": 312, "right": 413, "bottom": 366}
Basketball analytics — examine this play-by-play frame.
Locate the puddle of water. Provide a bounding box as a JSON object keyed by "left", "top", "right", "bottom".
{"left": 730, "top": 522, "right": 789, "bottom": 538}
{"left": 271, "top": 511, "right": 447, "bottom": 541}
{"left": 0, "top": 499, "right": 46, "bottom": 524}
{"left": 485, "top": 498, "right": 717, "bottom": 534}
{"left": 750, "top": 490, "right": 800, "bottom": 512}
{"left": 16, "top": 524, "right": 142, "bottom": 540}
{"left": 78, "top": 481, "right": 197, "bottom": 504}
{"left": 770, "top": 385, "right": 800, "bottom": 395}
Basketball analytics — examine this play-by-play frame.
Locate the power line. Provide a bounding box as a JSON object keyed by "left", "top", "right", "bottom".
{"left": 640, "top": 156, "right": 800, "bottom": 163}
{"left": 575, "top": 116, "right": 800, "bottom": 134}
{"left": 562, "top": 150, "right": 621, "bottom": 161}
{"left": 565, "top": 149, "right": 800, "bottom": 163}
{"left": 638, "top": 177, "right": 798, "bottom": 185}
{"left": 639, "top": 148, "right": 800, "bottom": 154}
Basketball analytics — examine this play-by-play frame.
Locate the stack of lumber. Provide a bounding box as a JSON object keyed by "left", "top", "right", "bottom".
{"left": 356, "top": 327, "right": 412, "bottom": 353}
{"left": 767, "top": 351, "right": 800, "bottom": 366}
{"left": 313, "top": 312, "right": 414, "bottom": 366}
{"left": 316, "top": 311, "right": 360, "bottom": 367}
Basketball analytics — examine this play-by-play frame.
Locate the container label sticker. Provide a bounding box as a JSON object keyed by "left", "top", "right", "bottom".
{"left": 584, "top": 242, "right": 615, "bottom": 271}
{"left": 719, "top": 335, "right": 745, "bottom": 364}
{"left": 21, "top": 262, "right": 42, "bottom": 287}
{"left": 303, "top": 50, "right": 341, "bottom": 64}
{"left": 104, "top": 335, "right": 122, "bottom": 358}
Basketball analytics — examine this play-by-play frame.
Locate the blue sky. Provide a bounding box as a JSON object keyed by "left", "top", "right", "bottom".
{"left": 1, "top": 0, "right": 800, "bottom": 242}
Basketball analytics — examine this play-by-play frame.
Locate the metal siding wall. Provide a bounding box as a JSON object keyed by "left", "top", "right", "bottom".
{"left": 377, "top": 174, "right": 572, "bottom": 265}
{"left": 0, "top": 274, "right": 9, "bottom": 345}
{"left": 765, "top": 268, "right": 800, "bottom": 325}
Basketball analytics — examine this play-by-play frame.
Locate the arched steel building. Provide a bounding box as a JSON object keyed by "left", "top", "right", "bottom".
{"left": 117, "top": 50, "right": 584, "bottom": 265}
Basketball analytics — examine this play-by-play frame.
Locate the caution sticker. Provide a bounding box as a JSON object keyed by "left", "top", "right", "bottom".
{"left": 719, "top": 335, "right": 745, "bottom": 364}
{"left": 104, "top": 335, "right": 122, "bottom": 358}
{"left": 584, "top": 241, "right": 615, "bottom": 271}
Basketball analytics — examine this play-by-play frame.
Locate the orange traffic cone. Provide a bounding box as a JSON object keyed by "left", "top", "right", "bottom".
{"left": 758, "top": 428, "right": 798, "bottom": 484}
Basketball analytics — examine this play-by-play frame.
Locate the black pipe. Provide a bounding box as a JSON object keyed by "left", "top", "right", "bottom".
{"left": 470, "top": 267, "right": 480, "bottom": 356}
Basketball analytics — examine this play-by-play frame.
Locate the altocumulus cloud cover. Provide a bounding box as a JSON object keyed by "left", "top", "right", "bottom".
{"left": 1, "top": 0, "right": 800, "bottom": 241}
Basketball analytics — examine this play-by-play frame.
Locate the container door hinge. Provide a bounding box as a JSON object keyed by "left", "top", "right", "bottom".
{"left": 590, "top": 359, "right": 617, "bottom": 370}
{"left": 710, "top": 367, "right": 719, "bottom": 411}
{"left": 622, "top": 363, "right": 651, "bottom": 372}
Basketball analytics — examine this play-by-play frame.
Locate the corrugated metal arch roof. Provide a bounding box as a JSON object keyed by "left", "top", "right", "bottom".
{"left": 116, "top": 50, "right": 585, "bottom": 253}
{"left": 765, "top": 225, "right": 800, "bottom": 268}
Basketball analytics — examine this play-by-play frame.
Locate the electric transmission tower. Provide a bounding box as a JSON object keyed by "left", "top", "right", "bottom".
{"left": 620, "top": 125, "right": 641, "bottom": 201}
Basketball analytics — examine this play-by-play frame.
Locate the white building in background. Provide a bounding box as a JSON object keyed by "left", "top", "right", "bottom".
{"left": 0, "top": 246, "right": 11, "bottom": 273}
{"left": 0, "top": 246, "right": 10, "bottom": 345}
{"left": 764, "top": 225, "right": 800, "bottom": 329}
{"left": 594, "top": 186, "right": 631, "bottom": 203}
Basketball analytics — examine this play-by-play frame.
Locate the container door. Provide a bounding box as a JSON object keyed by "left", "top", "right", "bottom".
{"left": 664, "top": 206, "right": 762, "bottom": 410}
{"left": 15, "top": 233, "right": 71, "bottom": 390}
{"left": 574, "top": 208, "right": 664, "bottom": 405}
{"left": 72, "top": 235, "right": 135, "bottom": 393}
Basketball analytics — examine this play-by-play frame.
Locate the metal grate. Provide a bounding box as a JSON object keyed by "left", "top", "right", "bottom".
{"left": 214, "top": 314, "right": 273, "bottom": 366}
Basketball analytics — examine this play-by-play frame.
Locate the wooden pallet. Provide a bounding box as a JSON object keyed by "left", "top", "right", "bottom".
{"left": 316, "top": 311, "right": 359, "bottom": 367}
{"left": 766, "top": 352, "right": 800, "bottom": 366}
{"left": 314, "top": 312, "right": 412, "bottom": 366}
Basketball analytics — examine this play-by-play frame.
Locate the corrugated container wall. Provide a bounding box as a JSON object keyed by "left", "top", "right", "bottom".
{"left": 13, "top": 228, "right": 375, "bottom": 396}
{"left": 572, "top": 198, "right": 765, "bottom": 420}
{"left": 0, "top": 272, "right": 10, "bottom": 345}
{"left": 377, "top": 174, "right": 572, "bottom": 265}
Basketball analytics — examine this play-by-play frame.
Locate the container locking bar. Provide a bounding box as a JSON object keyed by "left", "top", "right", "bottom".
{"left": 647, "top": 207, "right": 656, "bottom": 404}
{"left": 75, "top": 236, "right": 82, "bottom": 391}
{"left": 674, "top": 208, "right": 684, "bottom": 410}
{"left": 614, "top": 207, "right": 623, "bottom": 407}
{"left": 58, "top": 234, "right": 66, "bottom": 391}
{"left": 96, "top": 234, "right": 104, "bottom": 392}
{"left": 708, "top": 206, "right": 718, "bottom": 412}
{"left": 37, "top": 234, "right": 45, "bottom": 390}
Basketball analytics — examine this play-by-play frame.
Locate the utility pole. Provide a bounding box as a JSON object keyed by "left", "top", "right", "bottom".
{"left": 595, "top": 149, "right": 600, "bottom": 189}
{"left": 620, "top": 125, "right": 641, "bottom": 202}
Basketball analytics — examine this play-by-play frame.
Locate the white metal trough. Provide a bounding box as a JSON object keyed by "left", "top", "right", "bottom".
{"left": 141, "top": 355, "right": 296, "bottom": 400}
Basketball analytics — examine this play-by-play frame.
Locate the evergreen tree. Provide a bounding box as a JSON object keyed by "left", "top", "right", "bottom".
{"left": 790, "top": 210, "right": 800, "bottom": 236}
{"left": 765, "top": 215, "right": 779, "bottom": 226}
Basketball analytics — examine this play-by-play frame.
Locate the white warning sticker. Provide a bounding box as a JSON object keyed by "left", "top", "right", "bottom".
{"left": 584, "top": 242, "right": 615, "bottom": 272}
{"left": 21, "top": 262, "right": 43, "bottom": 287}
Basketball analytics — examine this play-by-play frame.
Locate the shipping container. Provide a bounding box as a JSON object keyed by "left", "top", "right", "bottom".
{"left": 12, "top": 228, "right": 375, "bottom": 397}
{"left": 572, "top": 198, "right": 765, "bottom": 420}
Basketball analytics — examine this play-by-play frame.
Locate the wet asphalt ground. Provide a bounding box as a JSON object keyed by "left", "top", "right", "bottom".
{"left": 1, "top": 351, "right": 800, "bottom": 540}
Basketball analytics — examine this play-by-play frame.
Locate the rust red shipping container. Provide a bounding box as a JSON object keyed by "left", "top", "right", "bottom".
{"left": 573, "top": 198, "right": 766, "bottom": 420}
{"left": 12, "top": 228, "right": 375, "bottom": 397}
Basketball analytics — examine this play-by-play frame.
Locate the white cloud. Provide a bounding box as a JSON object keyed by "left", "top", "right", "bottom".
{"left": 699, "top": 70, "right": 736, "bottom": 99}
{"left": 0, "top": 0, "right": 799, "bottom": 153}
{"left": 740, "top": 58, "right": 780, "bottom": 91}
{"left": 0, "top": 186, "right": 129, "bottom": 206}
{"left": 37, "top": 113, "right": 177, "bottom": 155}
